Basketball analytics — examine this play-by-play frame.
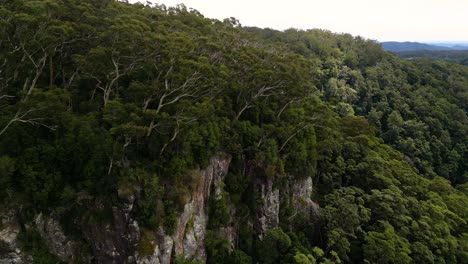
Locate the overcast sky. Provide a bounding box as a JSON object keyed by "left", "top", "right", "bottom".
{"left": 129, "top": 0, "right": 468, "bottom": 42}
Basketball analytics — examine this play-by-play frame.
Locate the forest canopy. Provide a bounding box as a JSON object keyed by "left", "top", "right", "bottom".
{"left": 0, "top": 1, "right": 467, "bottom": 263}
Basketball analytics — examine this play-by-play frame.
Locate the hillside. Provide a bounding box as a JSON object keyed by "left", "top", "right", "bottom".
{"left": 0, "top": 1, "right": 467, "bottom": 264}
{"left": 395, "top": 50, "right": 468, "bottom": 66}
{"left": 381, "top": 41, "right": 454, "bottom": 52}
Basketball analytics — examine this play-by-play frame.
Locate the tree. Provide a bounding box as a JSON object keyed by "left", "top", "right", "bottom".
{"left": 0, "top": 156, "right": 15, "bottom": 199}
{"left": 0, "top": 0, "right": 65, "bottom": 136}
{"left": 321, "top": 187, "right": 370, "bottom": 261}
{"left": 363, "top": 221, "right": 412, "bottom": 264}
{"left": 256, "top": 227, "right": 292, "bottom": 264}
{"left": 76, "top": 2, "right": 157, "bottom": 106}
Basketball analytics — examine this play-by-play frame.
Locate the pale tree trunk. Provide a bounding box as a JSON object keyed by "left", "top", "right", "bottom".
{"left": 144, "top": 72, "right": 203, "bottom": 137}
{"left": 0, "top": 47, "right": 49, "bottom": 137}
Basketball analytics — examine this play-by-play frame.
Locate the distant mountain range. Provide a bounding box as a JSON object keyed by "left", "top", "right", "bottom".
{"left": 382, "top": 41, "right": 468, "bottom": 52}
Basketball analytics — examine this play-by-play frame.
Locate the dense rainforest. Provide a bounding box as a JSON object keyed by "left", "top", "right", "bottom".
{"left": 0, "top": 1, "right": 467, "bottom": 263}
{"left": 395, "top": 50, "right": 468, "bottom": 66}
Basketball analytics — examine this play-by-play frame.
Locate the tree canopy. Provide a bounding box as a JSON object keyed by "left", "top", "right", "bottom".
{"left": 0, "top": 1, "right": 467, "bottom": 263}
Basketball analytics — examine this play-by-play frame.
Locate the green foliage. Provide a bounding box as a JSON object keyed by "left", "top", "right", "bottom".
{"left": 205, "top": 230, "right": 231, "bottom": 264}
{"left": 256, "top": 227, "right": 292, "bottom": 264}
{"left": 396, "top": 50, "right": 468, "bottom": 66}
{"left": 363, "top": 221, "right": 412, "bottom": 264}
{"left": 174, "top": 256, "right": 204, "bottom": 264}
{"left": 294, "top": 252, "right": 316, "bottom": 264}
{"left": 227, "top": 250, "right": 252, "bottom": 264}
{"left": 207, "top": 194, "right": 230, "bottom": 229}
{"left": 322, "top": 187, "right": 370, "bottom": 261}
{"left": 130, "top": 169, "right": 163, "bottom": 229}
{"left": 138, "top": 229, "right": 156, "bottom": 257}
{"left": 0, "top": 1, "right": 466, "bottom": 263}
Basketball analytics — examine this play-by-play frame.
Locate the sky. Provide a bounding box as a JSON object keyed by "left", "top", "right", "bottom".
{"left": 128, "top": 0, "right": 468, "bottom": 42}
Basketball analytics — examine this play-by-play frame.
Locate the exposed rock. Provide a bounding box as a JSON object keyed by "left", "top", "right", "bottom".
{"left": 136, "top": 227, "right": 173, "bottom": 264}
{"left": 137, "top": 153, "right": 231, "bottom": 264}
{"left": 0, "top": 210, "right": 32, "bottom": 264}
{"left": 0, "top": 153, "right": 245, "bottom": 264}
{"left": 290, "top": 176, "right": 320, "bottom": 219}
{"left": 34, "top": 213, "right": 82, "bottom": 262}
{"left": 182, "top": 221, "right": 198, "bottom": 259}
{"left": 157, "top": 229, "right": 173, "bottom": 264}
{"left": 81, "top": 200, "right": 140, "bottom": 264}
{"left": 212, "top": 154, "right": 231, "bottom": 200}
{"left": 118, "top": 185, "right": 140, "bottom": 223}
{"left": 137, "top": 253, "right": 159, "bottom": 264}
{"left": 0, "top": 154, "right": 321, "bottom": 264}
{"left": 253, "top": 175, "right": 319, "bottom": 237}
{"left": 174, "top": 202, "right": 207, "bottom": 261}
{"left": 173, "top": 201, "right": 198, "bottom": 259}
{"left": 219, "top": 225, "right": 237, "bottom": 249}
{"left": 255, "top": 179, "right": 280, "bottom": 236}
{"left": 172, "top": 153, "right": 231, "bottom": 262}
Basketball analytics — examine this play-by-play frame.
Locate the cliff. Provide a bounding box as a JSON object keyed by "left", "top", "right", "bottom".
{"left": 0, "top": 153, "right": 318, "bottom": 263}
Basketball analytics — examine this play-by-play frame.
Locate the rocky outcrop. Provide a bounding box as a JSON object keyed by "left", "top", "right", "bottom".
{"left": 34, "top": 213, "right": 83, "bottom": 263}
{"left": 254, "top": 175, "right": 319, "bottom": 238}
{"left": 81, "top": 192, "right": 141, "bottom": 264}
{"left": 0, "top": 210, "right": 32, "bottom": 264}
{"left": 0, "top": 196, "right": 141, "bottom": 264}
{"left": 0, "top": 154, "right": 320, "bottom": 264}
{"left": 138, "top": 153, "right": 231, "bottom": 264}
{"left": 137, "top": 228, "right": 173, "bottom": 264}
{"left": 57, "top": 153, "right": 233, "bottom": 264}
{"left": 290, "top": 176, "right": 319, "bottom": 219}
{"left": 172, "top": 153, "right": 231, "bottom": 262}
{"left": 255, "top": 178, "right": 280, "bottom": 236}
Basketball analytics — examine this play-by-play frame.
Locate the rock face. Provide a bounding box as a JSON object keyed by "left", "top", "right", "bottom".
{"left": 80, "top": 196, "right": 141, "bottom": 264}
{"left": 139, "top": 153, "right": 232, "bottom": 264}
{"left": 34, "top": 213, "right": 82, "bottom": 263}
{"left": 0, "top": 210, "right": 32, "bottom": 264}
{"left": 172, "top": 153, "right": 231, "bottom": 262}
{"left": 290, "top": 176, "right": 320, "bottom": 219}
{"left": 0, "top": 153, "right": 320, "bottom": 264}
{"left": 254, "top": 175, "right": 320, "bottom": 238}
{"left": 255, "top": 178, "right": 280, "bottom": 236}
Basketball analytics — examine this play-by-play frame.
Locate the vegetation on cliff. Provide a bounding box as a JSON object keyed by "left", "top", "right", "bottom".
{"left": 0, "top": 0, "right": 467, "bottom": 263}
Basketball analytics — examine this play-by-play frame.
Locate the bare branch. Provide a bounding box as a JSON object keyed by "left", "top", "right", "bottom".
{"left": 107, "top": 157, "right": 113, "bottom": 176}
{"left": 235, "top": 81, "right": 287, "bottom": 120}
{"left": 235, "top": 101, "right": 254, "bottom": 120}
{"left": 16, "top": 118, "right": 57, "bottom": 131}
{"left": 277, "top": 97, "right": 300, "bottom": 119}
{"left": 27, "top": 52, "right": 48, "bottom": 96}
{"left": 0, "top": 95, "right": 14, "bottom": 101}
{"left": 65, "top": 68, "right": 80, "bottom": 89}
{"left": 145, "top": 71, "right": 205, "bottom": 136}
{"left": 123, "top": 136, "right": 132, "bottom": 149}
{"left": 278, "top": 113, "right": 327, "bottom": 153}
{"left": 0, "top": 107, "right": 56, "bottom": 136}
{"left": 91, "top": 48, "right": 154, "bottom": 106}
{"left": 19, "top": 42, "right": 39, "bottom": 69}
{"left": 159, "top": 114, "right": 197, "bottom": 154}
{"left": 279, "top": 122, "right": 307, "bottom": 153}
